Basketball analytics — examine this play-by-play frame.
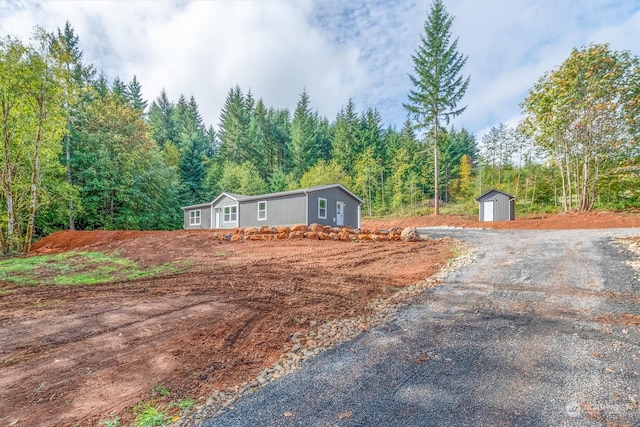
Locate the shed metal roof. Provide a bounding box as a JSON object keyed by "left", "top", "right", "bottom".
{"left": 474, "top": 188, "right": 516, "bottom": 202}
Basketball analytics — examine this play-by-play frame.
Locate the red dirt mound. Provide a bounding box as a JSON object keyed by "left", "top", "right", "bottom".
{"left": 30, "top": 229, "right": 167, "bottom": 254}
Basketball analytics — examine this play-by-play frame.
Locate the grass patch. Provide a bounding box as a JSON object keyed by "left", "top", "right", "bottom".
{"left": 133, "top": 402, "right": 171, "bottom": 427}
{"left": 131, "top": 385, "right": 196, "bottom": 427}
{"left": 0, "top": 251, "right": 186, "bottom": 287}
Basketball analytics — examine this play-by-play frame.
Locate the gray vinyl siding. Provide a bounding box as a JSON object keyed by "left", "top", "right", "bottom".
{"left": 212, "top": 195, "right": 239, "bottom": 229}
{"left": 307, "top": 187, "right": 360, "bottom": 228}
{"left": 183, "top": 206, "right": 212, "bottom": 229}
{"left": 239, "top": 194, "right": 306, "bottom": 228}
{"left": 182, "top": 185, "right": 362, "bottom": 229}
{"left": 478, "top": 190, "right": 515, "bottom": 221}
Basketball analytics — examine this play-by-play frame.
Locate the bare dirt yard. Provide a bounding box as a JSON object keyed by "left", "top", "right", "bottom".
{"left": 0, "top": 229, "right": 452, "bottom": 427}
{"left": 1, "top": 211, "right": 638, "bottom": 426}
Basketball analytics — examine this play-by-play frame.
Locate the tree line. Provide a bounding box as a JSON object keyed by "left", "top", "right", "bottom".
{"left": 0, "top": 22, "right": 480, "bottom": 253}
{"left": 1, "top": 0, "right": 639, "bottom": 254}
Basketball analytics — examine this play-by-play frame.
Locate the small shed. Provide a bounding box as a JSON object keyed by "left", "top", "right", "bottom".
{"left": 475, "top": 189, "right": 515, "bottom": 222}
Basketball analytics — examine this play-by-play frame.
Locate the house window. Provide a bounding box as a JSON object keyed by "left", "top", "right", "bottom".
{"left": 257, "top": 201, "right": 267, "bottom": 221}
{"left": 318, "top": 198, "right": 327, "bottom": 219}
{"left": 189, "top": 210, "right": 201, "bottom": 226}
{"left": 223, "top": 205, "right": 237, "bottom": 222}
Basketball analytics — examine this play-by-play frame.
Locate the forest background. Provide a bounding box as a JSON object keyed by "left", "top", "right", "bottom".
{"left": 1, "top": 18, "right": 639, "bottom": 254}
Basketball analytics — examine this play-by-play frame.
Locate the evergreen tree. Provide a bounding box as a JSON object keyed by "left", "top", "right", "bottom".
{"left": 126, "top": 75, "right": 147, "bottom": 114}
{"left": 93, "top": 71, "right": 109, "bottom": 98}
{"left": 218, "top": 86, "right": 250, "bottom": 164}
{"left": 404, "top": 0, "right": 469, "bottom": 214}
{"left": 331, "top": 98, "right": 359, "bottom": 174}
{"left": 268, "top": 167, "right": 288, "bottom": 192}
{"left": 359, "top": 107, "right": 385, "bottom": 160}
{"left": 178, "top": 134, "right": 208, "bottom": 206}
{"left": 440, "top": 127, "right": 478, "bottom": 201}
{"left": 176, "top": 95, "right": 210, "bottom": 205}
{"left": 269, "top": 107, "right": 291, "bottom": 172}
{"left": 111, "top": 76, "right": 127, "bottom": 102}
{"left": 288, "top": 89, "right": 319, "bottom": 180}
{"left": 147, "top": 89, "right": 176, "bottom": 147}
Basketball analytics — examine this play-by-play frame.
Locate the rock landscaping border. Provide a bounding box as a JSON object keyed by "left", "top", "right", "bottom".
{"left": 201, "top": 224, "right": 416, "bottom": 242}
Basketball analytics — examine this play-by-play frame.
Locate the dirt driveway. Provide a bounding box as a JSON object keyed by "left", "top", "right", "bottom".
{"left": 202, "top": 228, "right": 640, "bottom": 426}
{"left": 0, "top": 231, "right": 452, "bottom": 427}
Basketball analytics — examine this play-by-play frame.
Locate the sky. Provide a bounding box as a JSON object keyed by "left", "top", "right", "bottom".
{"left": 1, "top": 0, "right": 639, "bottom": 140}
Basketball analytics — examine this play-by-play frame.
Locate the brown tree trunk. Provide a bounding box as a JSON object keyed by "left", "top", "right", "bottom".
{"left": 433, "top": 122, "right": 439, "bottom": 216}
{"left": 24, "top": 92, "right": 45, "bottom": 254}
{"left": 2, "top": 99, "right": 15, "bottom": 253}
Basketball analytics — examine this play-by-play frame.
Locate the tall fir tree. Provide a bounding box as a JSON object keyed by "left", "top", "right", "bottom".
{"left": 147, "top": 89, "right": 176, "bottom": 147}
{"left": 288, "top": 89, "right": 319, "bottom": 181}
{"left": 218, "top": 86, "right": 250, "bottom": 164}
{"left": 331, "top": 98, "right": 359, "bottom": 174}
{"left": 126, "top": 75, "right": 147, "bottom": 114}
{"left": 404, "top": 0, "right": 469, "bottom": 215}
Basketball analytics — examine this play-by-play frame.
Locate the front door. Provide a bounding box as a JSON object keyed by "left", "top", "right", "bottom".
{"left": 483, "top": 201, "right": 494, "bottom": 221}
{"left": 215, "top": 210, "right": 221, "bottom": 228}
{"left": 336, "top": 201, "right": 344, "bottom": 226}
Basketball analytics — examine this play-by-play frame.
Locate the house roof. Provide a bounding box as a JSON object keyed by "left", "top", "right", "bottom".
{"left": 474, "top": 188, "right": 516, "bottom": 202}
{"left": 181, "top": 184, "right": 363, "bottom": 210}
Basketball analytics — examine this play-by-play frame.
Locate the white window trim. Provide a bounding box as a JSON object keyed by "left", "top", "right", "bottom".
{"left": 318, "top": 198, "right": 327, "bottom": 219}
{"left": 257, "top": 201, "right": 267, "bottom": 221}
{"left": 189, "top": 209, "right": 201, "bottom": 226}
{"left": 223, "top": 205, "right": 238, "bottom": 223}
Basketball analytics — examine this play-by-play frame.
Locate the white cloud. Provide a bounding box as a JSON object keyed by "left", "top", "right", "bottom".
{"left": 1, "top": 0, "right": 638, "bottom": 137}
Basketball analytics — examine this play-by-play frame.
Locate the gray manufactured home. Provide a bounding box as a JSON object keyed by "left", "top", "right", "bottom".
{"left": 182, "top": 184, "right": 363, "bottom": 229}
{"left": 475, "top": 188, "right": 515, "bottom": 221}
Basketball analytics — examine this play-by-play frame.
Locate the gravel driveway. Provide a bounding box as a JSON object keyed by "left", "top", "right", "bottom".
{"left": 201, "top": 228, "right": 640, "bottom": 426}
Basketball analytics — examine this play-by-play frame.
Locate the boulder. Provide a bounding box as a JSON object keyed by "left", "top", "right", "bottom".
{"left": 277, "top": 226, "right": 290, "bottom": 234}
{"left": 309, "top": 223, "right": 324, "bottom": 232}
{"left": 290, "top": 224, "right": 308, "bottom": 233}
{"left": 400, "top": 227, "right": 421, "bottom": 242}
{"left": 304, "top": 231, "right": 319, "bottom": 240}
{"left": 259, "top": 225, "right": 274, "bottom": 234}
{"left": 289, "top": 231, "right": 304, "bottom": 239}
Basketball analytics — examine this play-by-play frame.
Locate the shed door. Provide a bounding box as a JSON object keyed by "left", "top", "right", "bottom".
{"left": 336, "top": 201, "right": 344, "bottom": 226}
{"left": 483, "top": 201, "right": 494, "bottom": 221}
